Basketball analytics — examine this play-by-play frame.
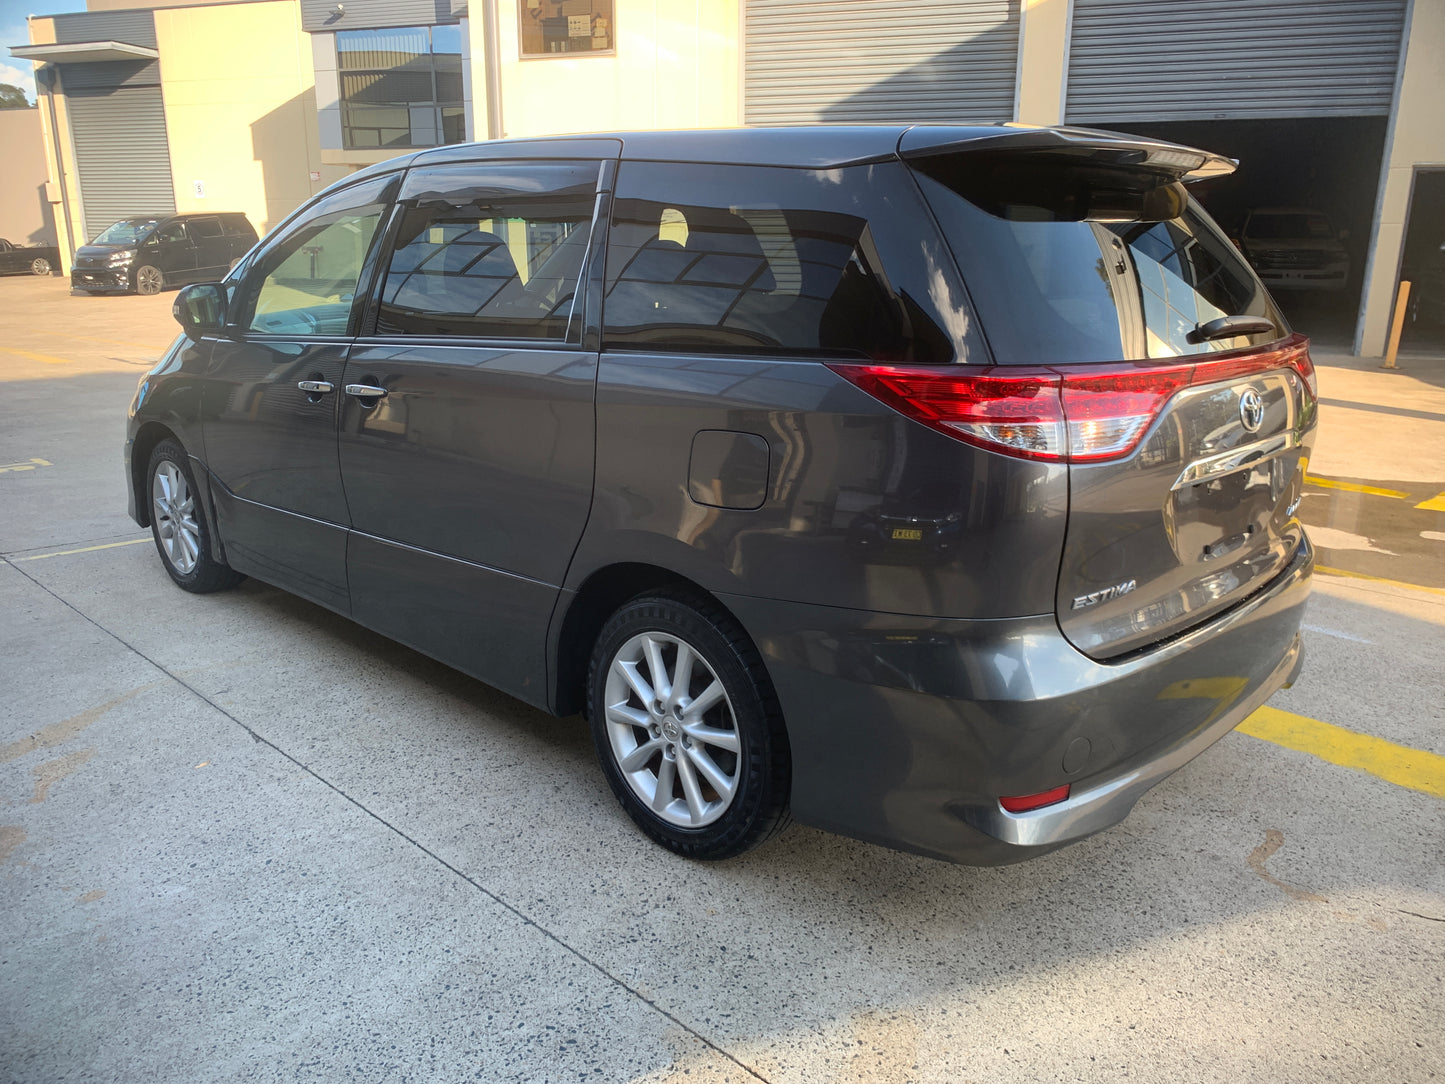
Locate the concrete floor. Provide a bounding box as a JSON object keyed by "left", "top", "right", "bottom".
{"left": 1, "top": 277, "right": 1441, "bottom": 1083}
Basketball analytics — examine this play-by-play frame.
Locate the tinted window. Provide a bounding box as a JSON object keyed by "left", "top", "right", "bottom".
{"left": 374, "top": 160, "right": 598, "bottom": 340}
{"left": 603, "top": 161, "right": 956, "bottom": 363}
{"left": 240, "top": 175, "right": 397, "bottom": 336}
{"left": 154, "top": 221, "right": 188, "bottom": 243}
{"left": 189, "top": 217, "right": 223, "bottom": 238}
{"left": 911, "top": 152, "right": 1287, "bottom": 364}
{"left": 222, "top": 214, "right": 256, "bottom": 237}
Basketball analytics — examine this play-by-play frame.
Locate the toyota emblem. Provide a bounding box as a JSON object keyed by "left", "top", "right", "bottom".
{"left": 1239, "top": 388, "right": 1265, "bottom": 433}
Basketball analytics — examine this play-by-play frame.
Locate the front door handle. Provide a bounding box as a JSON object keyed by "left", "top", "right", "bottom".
{"left": 297, "top": 380, "right": 334, "bottom": 394}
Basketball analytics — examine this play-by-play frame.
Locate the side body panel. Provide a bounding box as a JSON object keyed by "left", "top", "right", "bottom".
{"left": 339, "top": 343, "right": 597, "bottom": 706}
{"left": 573, "top": 355, "right": 1067, "bottom": 618}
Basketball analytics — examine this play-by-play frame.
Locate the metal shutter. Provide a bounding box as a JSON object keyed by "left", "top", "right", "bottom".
{"left": 1065, "top": 0, "right": 1408, "bottom": 123}
{"left": 745, "top": 0, "right": 1020, "bottom": 125}
{"left": 67, "top": 85, "right": 177, "bottom": 240}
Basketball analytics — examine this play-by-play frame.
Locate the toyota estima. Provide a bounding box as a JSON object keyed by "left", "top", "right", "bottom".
{"left": 127, "top": 126, "right": 1315, "bottom": 865}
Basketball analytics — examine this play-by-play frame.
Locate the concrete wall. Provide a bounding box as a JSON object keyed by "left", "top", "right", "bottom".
{"left": 1014, "top": 0, "right": 1069, "bottom": 126}
{"left": 0, "top": 108, "right": 56, "bottom": 247}
{"left": 493, "top": 0, "right": 740, "bottom": 137}
{"left": 154, "top": 0, "right": 343, "bottom": 237}
{"left": 1358, "top": 0, "right": 1445, "bottom": 356}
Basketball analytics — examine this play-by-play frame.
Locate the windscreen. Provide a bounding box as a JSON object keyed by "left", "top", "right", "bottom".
{"left": 92, "top": 219, "right": 159, "bottom": 245}
{"left": 911, "top": 152, "right": 1287, "bottom": 365}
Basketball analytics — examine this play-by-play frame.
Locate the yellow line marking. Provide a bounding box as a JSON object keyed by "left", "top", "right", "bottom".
{"left": 1239, "top": 706, "right": 1445, "bottom": 799}
{"left": 1314, "top": 564, "right": 1445, "bottom": 598}
{"left": 0, "top": 458, "right": 53, "bottom": 474}
{"left": 13, "top": 538, "right": 151, "bottom": 561}
{"left": 1415, "top": 491, "right": 1445, "bottom": 512}
{"left": 1303, "top": 475, "right": 1409, "bottom": 499}
{"left": 0, "top": 346, "right": 72, "bottom": 366}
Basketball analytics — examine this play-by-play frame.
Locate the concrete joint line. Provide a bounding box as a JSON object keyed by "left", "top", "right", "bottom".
{"left": 3, "top": 557, "right": 772, "bottom": 1084}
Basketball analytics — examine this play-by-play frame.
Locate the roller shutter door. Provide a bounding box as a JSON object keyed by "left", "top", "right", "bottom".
{"left": 1065, "top": 0, "right": 1408, "bottom": 123}
{"left": 745, "top": 0, "right": 1020, "bottom": 126}
{"left": 65, "top": 79, "right": 176, "bottom": 241}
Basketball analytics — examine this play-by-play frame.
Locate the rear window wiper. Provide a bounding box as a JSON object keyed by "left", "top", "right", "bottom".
{"left": 1189, "top": 315, "right": 1276, "bottom": 343}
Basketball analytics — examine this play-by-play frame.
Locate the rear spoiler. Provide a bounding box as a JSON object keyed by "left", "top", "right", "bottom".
{"left": 897, "top": 124, "right": 1237, "bottom": 184}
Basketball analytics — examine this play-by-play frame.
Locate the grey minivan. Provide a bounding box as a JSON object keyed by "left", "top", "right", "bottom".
{"left": 126, "top": 126, "right": 1316, "bottom": 865}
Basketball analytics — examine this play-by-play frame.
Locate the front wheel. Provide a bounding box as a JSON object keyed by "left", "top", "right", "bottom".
{"left": 30, "top": 257, "right": 51, "bottom": 276}
{"left": 586, "top": 591, "right": 790, "bottom": 860}
{"left": 147, "top": 440, "right": 244, "bottom": 593}
{"left": 134, "top": 264, "right": 163, "bottom": 295}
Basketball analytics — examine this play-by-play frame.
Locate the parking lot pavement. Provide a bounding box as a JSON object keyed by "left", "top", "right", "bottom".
{"left": 2, "top": 276, "right": 1442, "bottom": 1083}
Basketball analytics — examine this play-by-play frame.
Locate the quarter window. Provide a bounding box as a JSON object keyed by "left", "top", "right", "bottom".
{"left": 374, "top": 161, "right": 599, "bottom": 340}
{"left": 602, "top": 162, "right": 949, "bottom": 361}
{"left": 242, "top": 175, "right": 397, "bottom": 336}
{"left": 338, "top": 25, "right": 465, "bottom": 149}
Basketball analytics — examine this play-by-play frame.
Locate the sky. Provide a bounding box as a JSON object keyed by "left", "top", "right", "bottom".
{"left": 0, "top": 0, "right": 86, "bottom": 103}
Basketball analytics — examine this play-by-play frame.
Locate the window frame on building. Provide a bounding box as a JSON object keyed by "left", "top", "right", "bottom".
{"left": 337, "top": 24, "right": 466, "bottom": 151}
{"left": 517, "top": 0, "right": 616, "bottom": 59}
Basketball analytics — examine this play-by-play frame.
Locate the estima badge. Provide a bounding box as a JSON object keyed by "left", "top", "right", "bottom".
{"left": 1072, "top": 580, "right": 1137, "bottom": 609}
{"left": 1239, "top": 387, "right": 1265, "bottom": 433}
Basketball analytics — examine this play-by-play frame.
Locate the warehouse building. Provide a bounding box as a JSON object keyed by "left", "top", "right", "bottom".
{"left": 10, "top": 0, "right": 1443, "bottom": 355}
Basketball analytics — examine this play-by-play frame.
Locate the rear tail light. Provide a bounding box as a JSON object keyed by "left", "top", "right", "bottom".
{"left": 999, "top": 784, "right": 1071, "bottom": 813}
{"left": 827, "top": 335, "right": 1313, "bottom": 464}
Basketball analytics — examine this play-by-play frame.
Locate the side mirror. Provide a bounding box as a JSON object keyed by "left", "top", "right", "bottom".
{"left": 173, "top": 282, "right": 227, "bottom": 338}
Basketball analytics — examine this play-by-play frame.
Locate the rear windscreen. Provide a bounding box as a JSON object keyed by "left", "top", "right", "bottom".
{"left": 910, "top": 153, "right": 1287, "bottom": 365}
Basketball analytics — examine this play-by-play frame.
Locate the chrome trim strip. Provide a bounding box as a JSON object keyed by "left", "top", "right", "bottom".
{"left": 1172, "top": 431, "right": 1295, "bottom": 490}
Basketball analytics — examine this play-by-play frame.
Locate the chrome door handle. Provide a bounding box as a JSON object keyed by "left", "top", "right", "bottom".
{"left": 296, "top": 380, "right": 334, "bottom": 393}
{"left": 344, "top": 384, "right": 388, "bottom": 398}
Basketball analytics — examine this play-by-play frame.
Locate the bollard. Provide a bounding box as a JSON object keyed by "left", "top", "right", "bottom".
{"left": 1382, "top": 279, "right": 1411, "bottom": 370}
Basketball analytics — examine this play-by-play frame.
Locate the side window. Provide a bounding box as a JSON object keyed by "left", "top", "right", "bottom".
{"left": 155, "top": 221, "right": 188, "bottom": 243}
{"left": 240, "top": 175, "right": 397, "bottom": 337}
{"left": 374, "top": 160, "right": 599, "bottom": 340}
{"left": 602, "top": 161, "right": 948, "bottom": 361}
{"left": 190, "top": 217, "right": 223, "bottom": 239}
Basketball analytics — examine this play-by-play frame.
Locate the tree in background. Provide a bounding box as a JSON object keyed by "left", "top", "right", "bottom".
{"left": 0, "top": 83, "right": 31, "bottom": 108}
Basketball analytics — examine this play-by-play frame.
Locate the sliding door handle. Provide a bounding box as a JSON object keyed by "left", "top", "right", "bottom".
{"left": 344, "top": 384, "right": 388, "bottom": 399}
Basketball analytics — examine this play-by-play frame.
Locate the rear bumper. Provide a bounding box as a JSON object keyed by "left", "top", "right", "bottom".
{"left": 722, "top": 539, "right": 1312, "bottom": 865}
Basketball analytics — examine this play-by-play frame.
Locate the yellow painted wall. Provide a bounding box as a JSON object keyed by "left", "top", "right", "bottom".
{"left": 154, "top": 0, "right": 344, "bottom": 238}
{"left": 494, "top": 0, "right": 740, "bottom": 137}
{"left": 1015, "top": 0, "right": 1069, "bottom": 125}
{"left": 1359, "top": 0, "right": 1445, "bottom": 355}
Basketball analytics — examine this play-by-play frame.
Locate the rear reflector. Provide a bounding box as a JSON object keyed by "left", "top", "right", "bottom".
{"left": 999, "top": 784, "right": 1071, "bottom": 813}
{"left": 827, "top": 334, "right": 1314, "bottom": 464}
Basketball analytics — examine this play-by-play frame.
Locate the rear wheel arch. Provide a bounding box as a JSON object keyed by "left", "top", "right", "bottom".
{"left": 551, "top": 564, "right": 768, "bottom": 720}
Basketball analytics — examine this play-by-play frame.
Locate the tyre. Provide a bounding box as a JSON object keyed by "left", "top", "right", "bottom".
{"left": 30, "top": 257, "right": 50, "bottom": 276}
{"left": 134, "top": 264, "right": 164, "bottom": 295}
{"left": 586, "top": 590, "right": 790, "bottom": 860}
{"left": 146, "top": 440, "right": 244, "bottom": 593}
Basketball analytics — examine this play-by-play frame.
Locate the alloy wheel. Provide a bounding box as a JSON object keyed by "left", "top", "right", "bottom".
{"left": 152, "top": 460, "right": 200, "bottom": 575}
{"left": 603, "top": 631, "right": 742, "bottom": 828}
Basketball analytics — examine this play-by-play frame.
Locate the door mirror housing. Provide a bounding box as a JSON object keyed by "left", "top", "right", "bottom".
{"left": 174, "top": 282, "right": 227, "bottom": 338}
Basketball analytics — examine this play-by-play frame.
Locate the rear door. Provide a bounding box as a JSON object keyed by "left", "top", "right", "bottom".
{"left": 908, "top": 139, "right": 1317, "bottom": 659}
{"left": 337, "top": 155, "right": 609, "bottom": 704}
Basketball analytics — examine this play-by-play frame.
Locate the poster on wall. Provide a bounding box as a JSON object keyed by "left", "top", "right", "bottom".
{"left": 519, "top": 0, "right": 614, "bottom": 56}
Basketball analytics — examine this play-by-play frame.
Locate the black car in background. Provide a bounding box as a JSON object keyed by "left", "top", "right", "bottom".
{"left": 72, "top": 212, "right": 258, "bottom": 295}
{"left": 0, "top": 237, "right": 59, "bottom": 276}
